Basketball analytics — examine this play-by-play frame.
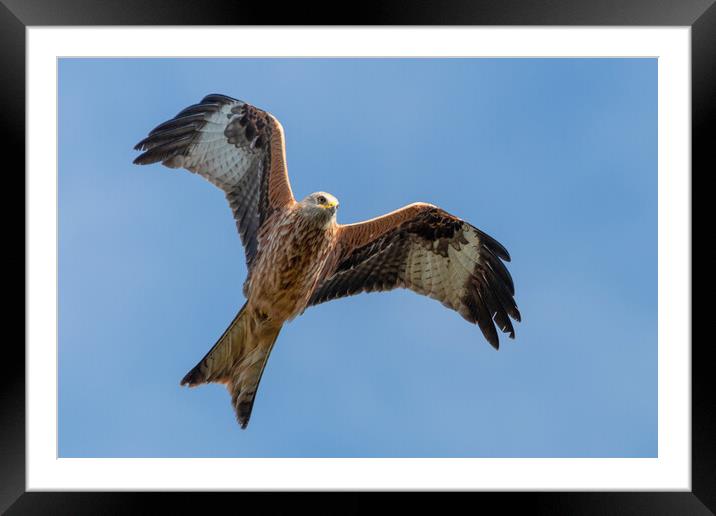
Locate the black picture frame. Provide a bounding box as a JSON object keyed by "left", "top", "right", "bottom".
{"left": 5, "top": 0, "right": 713, "bottom": 513}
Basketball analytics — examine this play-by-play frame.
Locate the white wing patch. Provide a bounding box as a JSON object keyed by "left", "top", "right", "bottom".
{"left": 173, "top": 102, "right": 259, "bottom": 190}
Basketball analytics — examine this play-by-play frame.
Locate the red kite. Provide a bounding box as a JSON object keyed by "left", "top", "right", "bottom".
{"left": 134, "top": 94, "right": 520, "bottom": 428}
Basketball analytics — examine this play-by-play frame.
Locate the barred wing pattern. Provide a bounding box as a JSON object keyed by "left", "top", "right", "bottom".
{"left": 133, "top": 94, "right": 295, "bottom": 268}
{"left": 309, "top": 204, "right": 521, "bottom": 349}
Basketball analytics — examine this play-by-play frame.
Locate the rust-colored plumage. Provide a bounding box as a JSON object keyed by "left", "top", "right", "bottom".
{"left": 134, "top": 94, "right": 520, "bottom": 428}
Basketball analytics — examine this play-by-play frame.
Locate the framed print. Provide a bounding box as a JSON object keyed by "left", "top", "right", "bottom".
{"left": 7, "top": 0, "right": 714, "bottom": 513}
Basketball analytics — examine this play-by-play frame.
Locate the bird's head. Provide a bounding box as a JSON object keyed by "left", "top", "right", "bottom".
{"left": 299, "top": 191, "right": 339, "bottom": 228}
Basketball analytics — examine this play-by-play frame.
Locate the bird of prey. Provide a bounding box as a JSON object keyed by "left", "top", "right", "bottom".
{"left": 134, "top": 94, "right": 520, "bottom": 429}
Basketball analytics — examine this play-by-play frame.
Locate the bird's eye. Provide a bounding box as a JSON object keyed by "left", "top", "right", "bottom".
{"left": 317, "top": 196, "right": 326, "bottom": 204}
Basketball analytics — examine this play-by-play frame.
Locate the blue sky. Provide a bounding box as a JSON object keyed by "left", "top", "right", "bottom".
{"left": 58, "top": 58, "right": 657, "bottom": 457}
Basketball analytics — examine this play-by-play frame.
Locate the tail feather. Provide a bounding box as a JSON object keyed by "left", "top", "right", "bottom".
{"left": 229, "top": 335, "right": 279, "bottom": 429}
{"left": 180, "top": 303, "right": 282, "bottom": 429}
{"left": 180, "top": 303, "right": 248, "bottom": 387}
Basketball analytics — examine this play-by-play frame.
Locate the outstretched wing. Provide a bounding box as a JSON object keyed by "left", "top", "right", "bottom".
{"left": 309, "top": 203, "right": 521, "bottom": 349}
{"left": 133, "top": 94, "right": 295, "bottom": 269}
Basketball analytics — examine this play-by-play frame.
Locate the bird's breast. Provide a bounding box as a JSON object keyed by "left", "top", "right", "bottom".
{"left": 246, "top": 210, "right": 336, "bottom": 320}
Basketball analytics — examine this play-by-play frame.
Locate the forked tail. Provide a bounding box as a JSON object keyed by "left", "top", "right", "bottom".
{"left": 180, "top": 303, "right": 282, "bottom": 429}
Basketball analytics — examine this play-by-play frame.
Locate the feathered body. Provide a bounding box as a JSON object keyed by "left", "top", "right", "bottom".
{"left": 179, "top": 199, "right": 339, "bottom": 428}
{"left": 134, "top": 93, "right": 521, "bottom": 428}
{"left": 247, "top": 205, "right": 338, "bottom": 321}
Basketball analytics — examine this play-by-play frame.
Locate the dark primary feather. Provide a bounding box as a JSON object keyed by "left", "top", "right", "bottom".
{"left": 310, "top": 207, "right": 520, "bottom": 349}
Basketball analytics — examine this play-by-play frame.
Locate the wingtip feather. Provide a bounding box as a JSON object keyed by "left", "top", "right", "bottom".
{"left": 485, "top": 331, "right": 499, "bottom": 350}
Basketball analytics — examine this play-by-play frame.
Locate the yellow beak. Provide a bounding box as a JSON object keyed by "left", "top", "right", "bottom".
{"left": 322, "top": 200, "right": 338, "bottom": 209}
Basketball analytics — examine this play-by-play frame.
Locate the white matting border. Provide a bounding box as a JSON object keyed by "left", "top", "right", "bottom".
{"left": 26, "top": 27, "right": 690, "bottom": 491}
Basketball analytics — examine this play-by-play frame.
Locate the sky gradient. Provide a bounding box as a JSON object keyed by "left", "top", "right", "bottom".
{"left": 58, "top": 58, "right": 657, "bottom": 457}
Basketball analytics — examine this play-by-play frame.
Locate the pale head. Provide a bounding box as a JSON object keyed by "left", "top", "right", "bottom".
{"left": 298, "top": 191, "right": 340, "bottom": 228}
